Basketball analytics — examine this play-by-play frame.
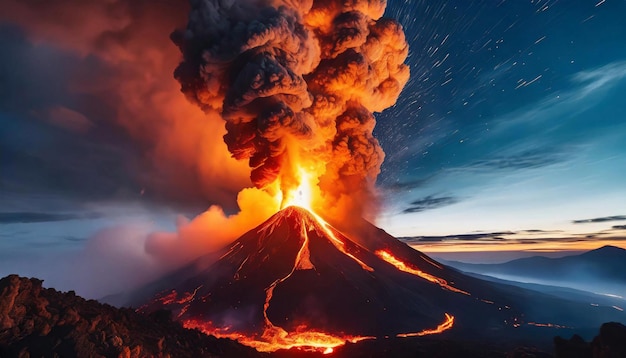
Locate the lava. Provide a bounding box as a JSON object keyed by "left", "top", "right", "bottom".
{"left": 253, "top": 210, "right": 374, "bottom": 352}
{"left": 277, "top": 167, "right": 375, "bottom": 272}
{"left": 375, "top": 250, "right": 470, "bottom": 295}
{"left": 396, "top": 313, "right": 455, "bottom": 337}
{"left": 183, "top": 319, "right": 374, "bottom": 353}
{"left": 141, "top": 207, "right": 514, "bottom": 354}
{"left": 312, "top": 211, "right": 375, "bottom": 272}
{"left": 184, "top": 313, "right": 458, "bottom": 352}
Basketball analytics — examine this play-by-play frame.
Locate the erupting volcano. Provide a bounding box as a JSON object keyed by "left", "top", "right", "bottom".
{"left": 137, "top": 0, "right": 519, "bottom": 353}
{"left": 140, "top": 205, "right": 522, "bottom": 353}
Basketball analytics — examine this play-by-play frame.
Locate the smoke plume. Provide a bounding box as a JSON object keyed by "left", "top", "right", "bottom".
{"left": 173, "top": 0, "right": 409, "bottom": 218}
{"left": 1, "top": 0, "right": 408, "bottom": 297}
{"left": 0, "top": 0, "right": 251, "bottom": 208}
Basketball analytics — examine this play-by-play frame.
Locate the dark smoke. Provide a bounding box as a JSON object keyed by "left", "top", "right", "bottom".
{"left": 172, "top": 0, "right": 409, "bottom": 217}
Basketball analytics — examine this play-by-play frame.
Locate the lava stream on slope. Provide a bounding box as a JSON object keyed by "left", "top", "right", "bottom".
{"left": 140, "top": 207, "right": 516, "bottom": 353}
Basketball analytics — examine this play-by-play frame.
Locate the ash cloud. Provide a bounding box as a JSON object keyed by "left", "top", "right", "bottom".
{"left": 0, "top": 0, "right": 274, "bottom": 296}
{"left": 173, "top": 0, "right": 409, "bottom": 218}
{"left": 0, "top": 0, "right": 251, "bottom": 208}
{"left": 0, "top": 212, "right": 101, "bottom": 224}
{"left": 0, "top": 0, "right": 409, "bottom": 298}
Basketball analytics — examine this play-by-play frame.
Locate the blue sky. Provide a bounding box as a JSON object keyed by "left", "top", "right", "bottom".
{"left": 374, "top": 0, "right": 626, "bottom": 245}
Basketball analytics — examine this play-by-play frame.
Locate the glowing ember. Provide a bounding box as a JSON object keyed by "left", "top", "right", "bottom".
{"left": 396, "top": 313, "right": 455, "bottom": 337}
{"left": 527, "top": 322, "right": 571, "bottom": 329}
{"left": 375, "top": 250, "right": 470, "bottom": 295}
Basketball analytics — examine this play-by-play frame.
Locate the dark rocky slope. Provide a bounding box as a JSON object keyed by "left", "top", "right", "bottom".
{"left": 0, "top": 275, "right": 261, "bottom": 357}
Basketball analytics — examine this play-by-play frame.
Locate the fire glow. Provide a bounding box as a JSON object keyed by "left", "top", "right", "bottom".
{"left": 172, "top": 0, "right": 410, "bottom": 227}
{"left": 396, "top": 313, "right": 455, "bottom": 338}
{"left": 184, "top": 313, "right": 456, "bottom": 353}
{"left": 142, "top": 0, "right": 463, "bottom": 353}
{"left": 183, "top": 319, "right": 374, "bottom": 353}
{"left": 375, "top": 250, "right": 470, "bottom": 295}
{"left": 279, "top": 167, "right": 318, "bottom": 212}
{"left": 144, "top": 206, "right": 464, "bottom": 354}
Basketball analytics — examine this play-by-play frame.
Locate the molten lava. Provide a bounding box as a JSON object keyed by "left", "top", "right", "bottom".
{"left": 183, "top": 318, "right": 374, "bottom": 353}
{"left": 140, "top": 206, "right": 522, "bottom": 353}
{"left": 396, "top": 313, "right": 455, "bottom": 338}
{"left": 375, "top": 250, "right": 470, "bottom": 295}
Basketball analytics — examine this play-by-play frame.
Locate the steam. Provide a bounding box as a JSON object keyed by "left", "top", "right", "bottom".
{"left": 173, "top": 0, "right": 409, "bottom": 217}
{"left": 145, "top": 188, "right": 279, "bottom": 267}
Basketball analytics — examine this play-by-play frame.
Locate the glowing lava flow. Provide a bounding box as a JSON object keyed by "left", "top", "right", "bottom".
{"left": 280, "top": 168, "right": 374, "bottom": 272}
{"left": 396, "top": 313, "right": 455, "bottom": 337}
{"left": 183, "top": 215, "right": 376, "bottom": 353}
{"left": 375, "top": 250, "right": 470, "bottom": 295}
{"left": 173, "top": 176, "right": 460, "bottom": 353}
{"left": 183, "top": 319, "right": 373, "bottom": 353}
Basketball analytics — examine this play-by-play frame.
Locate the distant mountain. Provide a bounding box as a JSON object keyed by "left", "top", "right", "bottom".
{"left": 0, "top": 275, "right": 260, "bottom": 357}
{"left": 445, "top": 246, "right": 626, "bottom": 295}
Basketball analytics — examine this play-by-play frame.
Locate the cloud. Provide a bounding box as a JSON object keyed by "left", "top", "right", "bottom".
{"left": 0, "top": 212, "right": 100, "bottom": 224}
{"left": 400, "top": 225, "right": 626, "bottom": 251}
{"left": 402, "top": 195, "right": 459, "bottom": 213}
{"left": 400, "top": 231, "right": 514, "bottom": 243}
{"left": 0, "top": 1, "right": 251, "bottom": 209}
{"left": 572, "top": 215, "right": 626, "bottom": 224}
{"left": 466, "top": 147, "right": 565, "bottom": 171}
{"left": 35, "top": 106, "right": 93, "bottom": 134}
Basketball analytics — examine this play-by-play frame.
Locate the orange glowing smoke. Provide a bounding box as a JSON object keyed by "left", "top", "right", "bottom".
{"left": 375, "top": 250, "right": 470, "bottom": 295}
{"left": 173, "top": 0, "right": 410, "bottom": 222}
{"left": 396, "top": 313, "right": 455, "bottom": 338}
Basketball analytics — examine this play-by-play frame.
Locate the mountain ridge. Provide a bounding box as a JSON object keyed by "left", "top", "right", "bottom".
{"left": 443, "top": 245, "right": 626, "bottom": 296}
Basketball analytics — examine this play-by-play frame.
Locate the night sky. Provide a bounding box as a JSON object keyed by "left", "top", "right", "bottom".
{"left": 377, "top": 0, "right": 626, "bottom": 250}
{"left": 1, "top": 0, "right": 625, "bottom": 293}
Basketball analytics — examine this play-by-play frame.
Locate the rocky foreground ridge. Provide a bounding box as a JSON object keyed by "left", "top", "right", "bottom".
{"left": 1, "top": 274, "right": 624, "bottom": 357}
{"left": 0, "top": 275, "right": 260, "bottom": 357}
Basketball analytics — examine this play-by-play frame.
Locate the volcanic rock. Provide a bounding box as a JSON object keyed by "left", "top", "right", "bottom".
{"left": 139, "top": 207, "right": 526, "bottom": 349}
{"left": 554, "top": 322, "right": 626, "bottom": 358}
{"left": 0, "top": 274, "right": 260, "bottom": 357}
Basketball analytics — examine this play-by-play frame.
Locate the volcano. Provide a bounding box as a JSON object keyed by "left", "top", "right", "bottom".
{"left": 138, "top": 206, "right": 530, "bottom": 352}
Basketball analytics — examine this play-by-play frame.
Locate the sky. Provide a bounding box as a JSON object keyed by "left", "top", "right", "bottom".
{"left": 375, "top": 0, "right": 626, "bottom": 252}
{"left": 1, "top": 0, "right": 625, "bottom": 291}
